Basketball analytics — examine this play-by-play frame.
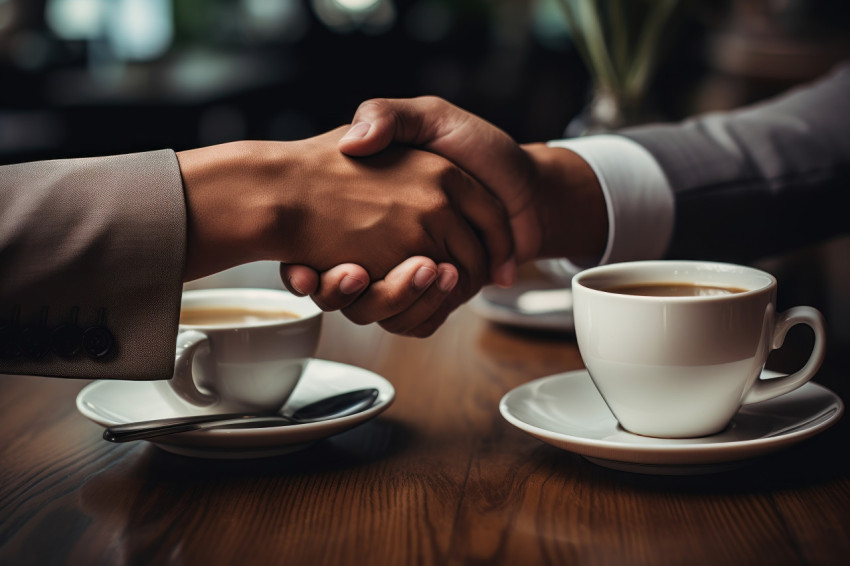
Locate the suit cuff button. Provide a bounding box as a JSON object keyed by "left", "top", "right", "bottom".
{"left": 82, "top": 326, "right": 114, "bottom": 359}
{"left": 21, "top": 326, "right": 51, "bottom": 359}
{"left": 52, "top": 324, "right": 83, "bottom": 358}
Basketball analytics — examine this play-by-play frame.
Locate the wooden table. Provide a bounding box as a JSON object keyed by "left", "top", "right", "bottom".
{"left": 1, "top": 303, "right": 848, "bottom": 566}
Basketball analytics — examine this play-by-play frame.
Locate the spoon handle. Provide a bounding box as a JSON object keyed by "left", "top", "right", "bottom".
{"left": 102, "top": 388, "right": 380, "bottom": 443}
{"left": 103, "top": 414, "right": 292, "bottom": 442}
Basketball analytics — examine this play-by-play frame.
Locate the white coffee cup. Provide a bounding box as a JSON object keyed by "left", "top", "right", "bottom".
{"left": 156, "top": 288, "right": 323, "bottom": 414}
{"left": 572, "top": 260, "right": 826, "bottom": 438}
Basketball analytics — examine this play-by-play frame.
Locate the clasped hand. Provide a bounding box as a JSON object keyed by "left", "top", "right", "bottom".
{"left": 281, "top": 97, "right": 557, "bottom": 337}
{"left": 181, "top": 97, "right": 605, "bottom": 337}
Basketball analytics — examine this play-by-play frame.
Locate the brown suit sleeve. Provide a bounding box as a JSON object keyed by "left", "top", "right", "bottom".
{"left": 0, "top": 149, "right": 186, "bottom": 380}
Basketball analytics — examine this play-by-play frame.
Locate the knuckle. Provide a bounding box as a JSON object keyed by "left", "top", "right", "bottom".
{"left": 317, "top": 295, "right": 349, "bottom": 312}
{"left": 357, "top": 98, "right": 390, "bottom": 115}
{"left": 381, "top": 287, "right": 414, "bottom": 313}
{"left": 312, "top": 297, "right": 333, "bottom": 312}
{"left": 423, "top": 188, "right": 451, "bottom": 215}
{"left": 454, "top": 276, "right": 480, "bottom": 303}
{"left": 379, "top": 317, "right": 409, "bottom": 335}
{"left": 405, "top": 321, "right": 439, "bottom": 338}
{"left": 434, "top": 157, "right": 460, "bottom": 181}
{"left": 340, "top": 306, "right": 373, "bottom": 326}
{"left": 416, "top": 95, "right": 449, "bottom": 112}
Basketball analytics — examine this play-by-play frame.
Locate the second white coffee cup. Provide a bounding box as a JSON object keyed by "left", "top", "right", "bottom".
{"left": 572, "top": 261, "right": 826, "bottom": 438}
{"left": 156, "top": 288, "right": 323, "bottom": 414}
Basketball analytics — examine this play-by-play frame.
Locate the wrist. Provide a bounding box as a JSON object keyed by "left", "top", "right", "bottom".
{"left": 177, "top": 141, "right": 288, "bottom": 280}
{"left": 521, "top": 143, "right": 608, "bottom": 263}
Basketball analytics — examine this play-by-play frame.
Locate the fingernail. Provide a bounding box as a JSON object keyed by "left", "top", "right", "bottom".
{"left": 493, "top": 257, "right": 517, "bottom": 288}
{"left": 288, "top": 277, "right": 307, "bottom": 296}
{"left": 339, "top": 275, "right": 367, "bottom": 295}
{"left": 437, "top": 269, "right": 458, "bottom": 293}
{"left": 412, "top": 266, "right": 437, "bottom": 290}
{"left": 341, "top": 121, "right": 371, "bottom": 142}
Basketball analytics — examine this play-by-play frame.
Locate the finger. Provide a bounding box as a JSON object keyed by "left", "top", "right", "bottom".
{"left": 337, "top": 100, "right": 407, "bottom": 157}
{"left": 444, "top": 164, "right": 516, "bottom": 287}
{"left": 390, "top": 303, "right": 454, "bottom": 338}
{"left": 341, "top": 258, "right": 453, "bottom": 326}
{"left": 385, "top": 213, "right": 491, "bottom": 337}
{"left": 338, "top": 96, "right": 459, "bottom": 156}
{"left": 280, "top": 264, "right": 319, "bottom": 296}
{"left": 376, "top": 264, "right": 459, "bottom": 335}
{"left": 338, "top": 97, "right": 530, "bottom": 209}
{"left": 432, "top": 210, "right": 491, "bottom": 302}
{"left": 393, "top": 268, "right": 477, "bottom": 338}
{"left": 308, "top": 264, "right": 370, "bottom": 311}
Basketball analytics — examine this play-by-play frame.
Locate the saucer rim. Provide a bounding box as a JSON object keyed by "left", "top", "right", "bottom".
{"left": 499, "top": 369, "right": 844, "bottom": 468}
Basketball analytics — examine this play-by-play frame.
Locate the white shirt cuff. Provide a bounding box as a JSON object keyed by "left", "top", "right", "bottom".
{"left": 544, "top": 135, "right": 674, "bottom": 277}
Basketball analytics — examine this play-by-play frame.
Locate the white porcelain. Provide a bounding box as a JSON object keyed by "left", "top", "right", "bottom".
{"left": 77, "top": 359, "right": 395, "bottom": 459}
{"left": 572, "top": 261, "right": 826, "bottom": 438}
{"left": 182, "top": 261, "right": 287, "bottom": 292}
{"left": 500, "top": 369, "right": 843, "bottom": 474}
{"left": 469, "top": 280, "right": 574, "bottom": 332}
{"left": 159, "top": 288, "right": 323, "bottom": 414}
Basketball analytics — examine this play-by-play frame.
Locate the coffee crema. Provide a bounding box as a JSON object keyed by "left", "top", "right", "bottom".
{"left": 179, "top": 306, "right": 300, "bottom": 326}
{"left": 604, "top": 282, "right": 748, "bottom": 297}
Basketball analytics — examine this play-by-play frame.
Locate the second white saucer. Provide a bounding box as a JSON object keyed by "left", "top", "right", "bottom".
{"left": 77, "top": 359, "right": 395, "bottom": 459}
{"left": 500, "top": 369, "right": 843, "bottom": 474}
{"left": 470, "top": 279, "right": 574, "bottom": 332}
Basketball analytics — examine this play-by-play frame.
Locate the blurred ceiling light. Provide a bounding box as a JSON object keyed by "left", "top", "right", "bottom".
{"left": 47, "top": 0, "right": 173, "bottom": 61}
{"left": 531, "top": 0, "right": 570, "bottom": 50}
{"left": 45, "top": 0, "right": 104, "bottom": 40}
{"left": 334, "top": 0, "right": 381, "bottom": 12}
{"left": 242, "top": 0, "right": 309, "bottom": 42}
{"left": 311, "top": 0, "right": 395, "bottom": 34}
{"left": 105, "top": 0, "right": 173, "bottom": 61}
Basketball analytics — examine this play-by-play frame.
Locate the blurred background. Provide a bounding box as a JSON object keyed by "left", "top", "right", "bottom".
{"left": 1, "top": 0, "right": 846, "bottom": 165}
{"left": 1, "top": 0, "right": 599, "bottom": 164}
{"left": 2, "top": 0, "right": 849, "bottom": 348}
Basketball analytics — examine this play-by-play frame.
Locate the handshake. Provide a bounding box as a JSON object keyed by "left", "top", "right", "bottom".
{"left": 178, "top": 97, "right": 607, "bottom": 337}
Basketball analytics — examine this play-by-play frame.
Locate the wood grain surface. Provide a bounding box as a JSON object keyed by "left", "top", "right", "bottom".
{"left": 1, "top": 303, "right": 848, "bottom": 566}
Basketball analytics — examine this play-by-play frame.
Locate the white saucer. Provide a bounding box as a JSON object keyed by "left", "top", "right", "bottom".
{"left": 500, "top": 369, "right": 844, "bottom": 475}
{"left": 76, "top": 359, "right": 395, "bottom": 459}
{"left": 469, "top": 279, "right": 573, "bottom": 332}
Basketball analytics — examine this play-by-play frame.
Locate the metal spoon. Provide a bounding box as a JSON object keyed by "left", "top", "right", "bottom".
{"left": 103, "top": 388, "right": 380, "bottom": 443}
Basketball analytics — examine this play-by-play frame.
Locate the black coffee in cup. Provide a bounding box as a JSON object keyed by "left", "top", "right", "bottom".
{"left": 604, "top": 282, "right": 748, "bottom": 297}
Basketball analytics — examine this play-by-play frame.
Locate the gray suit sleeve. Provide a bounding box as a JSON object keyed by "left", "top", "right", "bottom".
{"left": 0, "top": 150, "right": 186, "bottom": 380}
{"left": 621, "top": 62, "right": 850, "bottom": 262}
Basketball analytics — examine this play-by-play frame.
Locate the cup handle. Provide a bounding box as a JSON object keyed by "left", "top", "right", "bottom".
{"left": 743, "top": 306, "right": 826, "bottom": 405}
{"left": 171, "top": 330, "right": 218, "bottom": 407}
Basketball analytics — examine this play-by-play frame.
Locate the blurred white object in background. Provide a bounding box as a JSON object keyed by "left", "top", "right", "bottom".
{"left": 183, "top": 261, "right": 287, "bottom": 292}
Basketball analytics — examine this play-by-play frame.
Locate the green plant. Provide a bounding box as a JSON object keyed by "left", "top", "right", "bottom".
{"left": 555, "top": 0, "right": 680, "bottom": 126}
